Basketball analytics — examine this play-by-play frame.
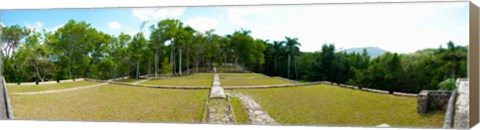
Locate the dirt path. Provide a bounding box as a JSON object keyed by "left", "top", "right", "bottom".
{"left": 11, "top": 83, "right": 108, "bottom": 95}
{"left": 131, "top": 79, "right": 150, "bottom": 85}
{"left": 228, "top": 93, "right": 278, "bottom": 125}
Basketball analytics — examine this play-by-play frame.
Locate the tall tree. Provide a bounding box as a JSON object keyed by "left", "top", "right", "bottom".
{"left": 16, "top": 31, "right": 53, "bottom": 82}
{"left": 0, "top": 25, "right": 31, "bottom": 77}
{"left": 129, "top": 33, "right": 147, "bottom": 79}
{"left": 272, "top": 41, "right": 284, "bottom": 75}
{"left": 284, "top": 37, "right": 300, "bottom": 79}
{"left": 49, "top": 20, "right": 92, "bottom": 80}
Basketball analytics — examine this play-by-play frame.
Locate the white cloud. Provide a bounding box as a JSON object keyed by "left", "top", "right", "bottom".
{"left": 0, "top": 22, "right": 4, "bottom": 27}
{"left": 109, "top": 21, "right": 122, "bottom": 29}
{"left": 250, "top": 2, "right": 468, "bottom": 53}
{"left": 186, "top": 16, "right": 218, "bottom": 32}
{"left": 131, "top": 7, "right": 185, "bottom": 21}
{"left": 224, "top": 6, "right": 272, "bottom": 26}
{"left": 25, "top": 21, "right": 43, "bottom": 31}
{"left": 45, "top": 24, "right": 64, "bottom": 32}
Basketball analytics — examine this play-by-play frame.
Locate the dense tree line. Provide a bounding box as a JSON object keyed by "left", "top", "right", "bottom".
{"left": 1, "top": 19, "right": 467, "bottom": 93}
{"left": 1, "top": 19, "right": 265, "bottom": 82}
{"left": 262, "top": 41, "right": 467, "bottom": 93}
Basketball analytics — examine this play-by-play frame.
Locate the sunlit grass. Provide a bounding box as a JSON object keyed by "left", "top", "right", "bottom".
{"left": 7, "top": 81, "right": 101, "bottom": 93}
{"left": 230, "top": 97, "right": 249, "bottom": 124}
{"left": 141, "top": 79, "right": 212, "bottom": 86}
{"left": 232, "top": 84, "right": 444, "bottom": 128}
{"left": 175, "top": 73, "right": 214, "bottom": 79}
{"left": 221, "top": 78, "right": 292, "bottom": 87}
{"left": 9, "top": 84, "right": 208, "bottom": 123}
{"left": 219, "top": 73, "right": 267, "bottom": 79}
{"left": 116, "top": 78, "right": 143, "bottom": 83}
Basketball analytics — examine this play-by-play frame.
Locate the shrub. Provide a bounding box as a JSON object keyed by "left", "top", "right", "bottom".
{"left": 438, "top": 78, "right": 456, "bottom": 90}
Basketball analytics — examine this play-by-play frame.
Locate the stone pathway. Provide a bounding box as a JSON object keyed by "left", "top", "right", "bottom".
{"left": 11, "top": 83, "right": 108, "bottom": 95}
{"left": 228, "top": 93, "right": 278, "bottom": 125}
{"left": 454, "top": 79, "right": 469, "bottom": 128}
{"left": 207, "top": 98, "right": 233, "bottom": 124}
{"left": 210, "top": 73, "right": 226, "bottom": 98}
{"left": 206, "top": 67, "right": 232, "bottom": 124}
{"left": 131, "top": 79, "right": 150, "bottom": 85}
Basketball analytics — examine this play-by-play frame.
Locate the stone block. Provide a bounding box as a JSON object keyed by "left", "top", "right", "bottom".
{"left": 210, "top": 86, "right": 226, "bottom": 98}
{"left": 417, "top": 90, "right": 452, "bottom": 114}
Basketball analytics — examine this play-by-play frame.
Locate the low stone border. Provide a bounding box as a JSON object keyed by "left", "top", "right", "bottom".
{"left": 257, "top": 73, "right": 273, "bottom": 78}
{"left": 109, "top": 81, "right": 211, "bottom": 89}
{"left": 323, "top": 81, "right": 417, "bottom": 97}
{"left": 110, "top": 76, "right": 130, "bottom": 81}
{"left": 443, "top": 90, "right": 457, "bottom": 128}
{"left": 1, "top": 77, "right": 14, "bottom": 119}
{"left": 11, "top": 83, "right": 108, "bottom": 95}
{"left": 84, "top": 78, "right": 212, "bottom": 89}
{"left": 274, "top": 77, "right": 300, "bottom": 84}
{"left": 392, "top": 92, "right": 418, "bottom": 97}
{"left": 223, "top": 82, "right": 323, "bottom": 90}
{"left": 87, "top": 78, "right": 418, "bottom": 98}
{"left": 7, "top": 78, "right": 85, "bottom": 86}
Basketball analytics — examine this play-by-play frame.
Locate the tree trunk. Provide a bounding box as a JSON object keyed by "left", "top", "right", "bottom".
{"left": 69, "top": 53, "right": 73, "bottom": 80}
{"left": 234, "top": 57, "right": 238, "bottom": 72}
{"left": 274, "top": 56, "right": 277, "bottom": 75}
{"left": 173, "top": 48, "right": 176, "bottom": 75}
{"left": 136, "top": 61, "right": 140, "bottom": 79}
{"left": 33, "top": 64, "right": 44, "bottom": 82}
{"left": 170, "top": 48, "right": 174, "bottom": 75}
{"left": 179, "top": 48, "right": 182, "bottom": 75}
{"left": 186, "top": 47, "right": 189, "bottom": 74}
{"left": 195, "top": 58, "right": 199, "bottom": 73}
{"left": 155, "top": 49, "right": 159, "bottom": 77}
{"left": 295, "top": 58, "right": 298, "bottom": 80}
{"left": 288, "top": 54, "right": 291, "bottom": 79}
{"left": 223, "top": 54, "right": 227, "bottom": 72}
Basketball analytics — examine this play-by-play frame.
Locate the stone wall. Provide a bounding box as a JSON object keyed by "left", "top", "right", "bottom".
{"left": 417, "top": 90, "right": 452, "bottom": 114}
{"left": 0, "top": 77, "right": 14, "bottom": 119}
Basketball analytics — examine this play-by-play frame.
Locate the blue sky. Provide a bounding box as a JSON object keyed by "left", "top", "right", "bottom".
{"left": 0, "top": 2, "right": 469, "bottom": 53}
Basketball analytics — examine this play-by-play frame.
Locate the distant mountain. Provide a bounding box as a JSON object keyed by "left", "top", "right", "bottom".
{"left": 343, "top": 47, "right": 387, "bottom": 58}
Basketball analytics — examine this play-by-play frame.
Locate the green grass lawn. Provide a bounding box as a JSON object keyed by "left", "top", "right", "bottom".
{"left": 219, "top": 73, "right": 267, "bottom": 79}
{"left": 230, "top": 97, "right": 250, "bottom": 124}
{"left": 141, "top": 79, "right": 212, "bottom": 87}
{"left": 221, "top": 77, "right": 293, "bottom": 87}
{"left": 9, "top": 84, "right": 208, "bottom": 123}
{"left": 7, "top": 81, "right": 101, "bottom": 93}
{"left": 231, "top": 84, "right": 444, "bottom": 128}
{"left": 177, "top": 73, "right": 213, "bottom": 79}
{"left": 115, "top": 78, "right": 143, "bottom": 83}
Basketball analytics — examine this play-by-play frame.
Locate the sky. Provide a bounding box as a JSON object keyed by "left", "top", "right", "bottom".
{"left": 0, "top": 2, "right": 469, "bottom": 53}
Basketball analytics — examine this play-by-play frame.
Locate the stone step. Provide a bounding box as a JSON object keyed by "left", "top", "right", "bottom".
{"left": 210, "top": 86, "right": 226, "bottom": 98}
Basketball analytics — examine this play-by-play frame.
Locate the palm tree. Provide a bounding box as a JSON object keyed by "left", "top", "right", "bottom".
{"left": 272, "top": 41, "right": 284, "bottom": 76}
{"left": 284, "top": 37, "right": 300, "bottom": 79}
